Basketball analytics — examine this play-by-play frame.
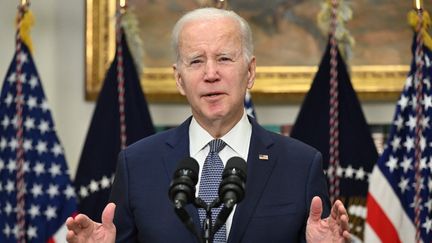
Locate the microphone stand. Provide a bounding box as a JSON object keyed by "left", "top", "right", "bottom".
{"left": 174, "top": 204, "right": 203, "bottom": 243}
{"left": 212, "top": 203, "right": 234, "bottom": 234}
{"left": 194, "top": 197, "right": 212, "bottom": 243}
{"left": 194, "top": 197, "right": 230, "bottom": 243}
{"left": 172, "top": 196, "right": 232, "bottom": 243}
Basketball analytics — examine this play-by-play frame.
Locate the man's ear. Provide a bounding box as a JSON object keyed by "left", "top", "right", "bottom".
{"left": 246, "top": 56, "right": 256, "bottom": 89}
{"left": 173, "top": 64, "right": 186, "bottom": 95}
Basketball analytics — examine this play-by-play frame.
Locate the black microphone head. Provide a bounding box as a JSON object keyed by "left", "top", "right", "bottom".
{"left": 223, "top": 156, "right": 247, "bottom": 180}
{"left": 169, "top": 157, "right": 199, "bottom": 207}
{"left": 174, "top": 157, "right": 199, "bottom": 184}
{"left": 219, "top": 157, "right": 247, "bottom": 208}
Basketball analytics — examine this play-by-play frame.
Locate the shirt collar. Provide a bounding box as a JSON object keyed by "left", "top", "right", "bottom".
{"left": 189, "top": 110, "right": 252, "bottom": 157}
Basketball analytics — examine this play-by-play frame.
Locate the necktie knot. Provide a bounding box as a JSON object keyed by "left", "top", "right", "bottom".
{"left": 209, "top": 139, "right": 226, "bottom": 153}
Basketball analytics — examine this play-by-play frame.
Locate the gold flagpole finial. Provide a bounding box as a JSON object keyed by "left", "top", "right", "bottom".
{"left": 216, "top": 0, "right": 228, "bottom": 10}
{"left": 119, "top": 0, "right": 126, "bottom": 8}
{"left": 19, "top": 0, "right": 30, "bottom": 8}
{"left": 119, "top": 0, "right": 127, "bottom": 13}
{"left": 414, "top": 0, "right": 423, "bottom": 11}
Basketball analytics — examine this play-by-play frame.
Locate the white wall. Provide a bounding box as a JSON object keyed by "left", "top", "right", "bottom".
{"left": 0, "top": 1, "right": 397, "bottom": 177}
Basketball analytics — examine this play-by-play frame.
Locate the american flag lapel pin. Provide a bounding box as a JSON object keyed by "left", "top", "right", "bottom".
{"left": 258, "top": 154, "right": 269, "bottom": 160}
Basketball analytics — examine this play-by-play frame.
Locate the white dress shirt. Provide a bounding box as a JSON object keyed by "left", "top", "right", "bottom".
{"left": 189, "top": 110, "right": 252, "bottom": 239}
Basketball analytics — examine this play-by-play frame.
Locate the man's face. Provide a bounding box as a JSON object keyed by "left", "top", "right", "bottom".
{"left": 173, "top": 17, "right": 256, "bottom": 127}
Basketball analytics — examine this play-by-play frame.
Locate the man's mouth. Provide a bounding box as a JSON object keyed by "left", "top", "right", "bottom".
{"left": 203, "top": 92, "right": 223, "bottom": 97}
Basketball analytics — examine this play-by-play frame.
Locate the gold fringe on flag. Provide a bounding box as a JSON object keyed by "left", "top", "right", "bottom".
{"left": 120, "top": 8, "right": 144, "bottom": 77}
{"left": 408, "top": 9, "right": 432, "bottom": 51}
{"left": 317, "top": 0, "right": 355, "bottom": 61}
{"left": 16, "top": 10, "right": 34, "bottom": 54}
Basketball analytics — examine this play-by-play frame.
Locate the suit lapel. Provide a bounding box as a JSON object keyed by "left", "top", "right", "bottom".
{"left": 228, "top": 119, "right": 277, "bottom": 243}
{"left": 162, "top": 117, "right": 191, "bottom": 180}
{"left": 162, "top": 117, "right": 202, "bottom": 240}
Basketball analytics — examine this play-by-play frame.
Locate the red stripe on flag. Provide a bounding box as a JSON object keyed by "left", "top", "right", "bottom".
{"left": 367, "top": 193, "right": 401, "bottom": 243}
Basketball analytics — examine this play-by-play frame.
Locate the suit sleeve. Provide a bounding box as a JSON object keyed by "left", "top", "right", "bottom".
{"left": 306, "top": 151, "right": 331, "bottom": 217}
{"left": 109, "top": 151, "right": 139, "bottom": 242}
{"left": 296, "top": 151, "right": 330, "bottom": 243}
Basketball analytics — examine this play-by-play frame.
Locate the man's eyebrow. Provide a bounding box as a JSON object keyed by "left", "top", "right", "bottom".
{"left": 184, "top": 52, "right": 204, "bottom": 60}
{"left": 217, "top": 50, "right": 241, "bottom": 58}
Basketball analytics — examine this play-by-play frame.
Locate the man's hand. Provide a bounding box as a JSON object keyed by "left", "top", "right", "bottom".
{"left": 66, "top": 203, "right": 117, "bottom": 243}
{"left": 306, "top": 196, "right": 351, "bottom": 243}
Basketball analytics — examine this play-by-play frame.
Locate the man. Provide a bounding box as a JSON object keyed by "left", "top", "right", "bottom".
{"left": 66, "top": 7, "right": 350, "bottom": 243}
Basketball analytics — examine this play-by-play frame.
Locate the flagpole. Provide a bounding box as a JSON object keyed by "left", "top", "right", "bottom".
{"left": 116, "top": 0, "right": 127, "bottom": 149}
{"left": 413, "top": 1, "right": 424, "bottom": 242}
{"left": 15, "top": 1, "right": 30, "bottom": 242}
{"left": 328, "top": 0, "right": 341, "bottom": 204}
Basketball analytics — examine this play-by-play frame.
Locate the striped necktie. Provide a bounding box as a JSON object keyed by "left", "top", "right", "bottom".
{"left": 198, "top": 139, "right": 227, "bottom": 242}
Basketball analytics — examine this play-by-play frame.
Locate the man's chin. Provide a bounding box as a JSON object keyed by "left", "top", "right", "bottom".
{"left": 205, "top": 112, "right": 226, "bottom": 122}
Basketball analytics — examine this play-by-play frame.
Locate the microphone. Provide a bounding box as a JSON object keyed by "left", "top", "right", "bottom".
{"left": 213, "top": 156, "right": 247, "bottom": 236}
{"left": 169, "top": 157, "right": 203, "bottom": 243}
{"left": 168, "top": 157, "right": 199, "bottom": 209}
{"left": 218, "top": 156, "right": 247, "bottom": 208}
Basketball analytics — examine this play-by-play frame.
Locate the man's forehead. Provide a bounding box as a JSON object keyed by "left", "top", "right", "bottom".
{"left": 180, "top": 17, "right": 240, "bottom": 36}
{"left": 179, "top": 36, "right": 242, "bottom": 55}
{"left": 179, "top": 22, "right": 241, "bottom": 45}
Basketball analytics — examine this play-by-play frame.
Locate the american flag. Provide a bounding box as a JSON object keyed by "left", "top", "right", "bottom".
{"left": 0, "top": 37, "right": 76, "bottom": 241}
{"left": 365, "top": 36, "right": 432, "bottom": 242}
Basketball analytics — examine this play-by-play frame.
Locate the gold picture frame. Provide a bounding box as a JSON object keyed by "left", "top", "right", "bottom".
{"left": 85, "top": 0, "right": 408, "bottom": 103}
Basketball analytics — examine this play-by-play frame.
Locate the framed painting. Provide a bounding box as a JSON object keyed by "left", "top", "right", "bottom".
{"left": 85, "top": 0, "right": 413, "bottom": 103}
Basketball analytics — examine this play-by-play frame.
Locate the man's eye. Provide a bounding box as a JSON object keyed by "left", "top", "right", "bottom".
{"left": 219, "top": 57, "right": 232, "bottom": 62}
{"left": 190, "top": 60, "right": 202, "bottom": 65}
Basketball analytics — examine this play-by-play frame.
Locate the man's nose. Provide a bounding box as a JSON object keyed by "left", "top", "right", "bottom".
{"left": 203, "top": 60, "right": 219, "bottom": 82}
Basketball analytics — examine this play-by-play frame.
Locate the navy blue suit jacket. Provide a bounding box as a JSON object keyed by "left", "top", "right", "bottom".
{"left": 110, "top": 117, "right": 330, "bottom": 242}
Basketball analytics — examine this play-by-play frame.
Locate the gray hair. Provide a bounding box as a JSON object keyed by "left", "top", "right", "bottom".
{"left": 171, "top": 7, "right": 254, "bottom": 65}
